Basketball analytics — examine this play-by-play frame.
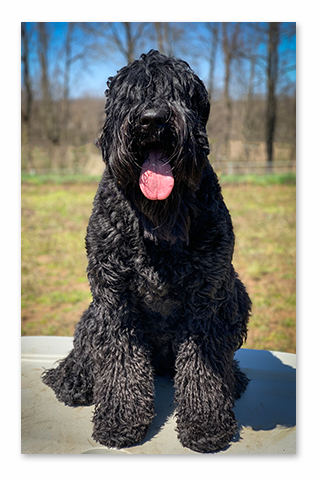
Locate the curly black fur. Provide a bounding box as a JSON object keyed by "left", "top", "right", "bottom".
{"left": 42, "top": 50, "right": 251, "bottom": 453}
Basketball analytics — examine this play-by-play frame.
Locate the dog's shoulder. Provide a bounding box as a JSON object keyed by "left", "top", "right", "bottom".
{"left": 196, "top": 161, "right": 227, "bottom": 212}
{"left": 190, "top": 161, "right": 234, "bottom": 243}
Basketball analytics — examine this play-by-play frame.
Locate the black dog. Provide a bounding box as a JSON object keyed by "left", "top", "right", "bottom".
{"left": 42, "top": 50, "right": 251, "bottom": 453}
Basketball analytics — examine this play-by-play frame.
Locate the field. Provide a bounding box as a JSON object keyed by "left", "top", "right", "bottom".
{"left": 21, "top": 175, "right": 296, "bottom": 353}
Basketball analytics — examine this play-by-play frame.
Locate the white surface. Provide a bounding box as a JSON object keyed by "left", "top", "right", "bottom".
{"left": 21, "top": 336, "right": 296, "bottom": 454}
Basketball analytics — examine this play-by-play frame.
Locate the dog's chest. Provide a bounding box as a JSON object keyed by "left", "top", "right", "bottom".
{"left": 145, "top": 239, "right": 189, "bottom": 279}
{"left": 133, "top": 240, "right": 187, "bottom": 316}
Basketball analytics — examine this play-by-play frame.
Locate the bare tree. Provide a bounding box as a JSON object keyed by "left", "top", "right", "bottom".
{"left": 240, "top": 27, "right": 262, "bottom": 144}
{"left": 154, "top": 22, "right": 172, "bottom": 55}
{"left": 21, "top": 23, "right": 34, "bottom": 169}
{"left": 266, "top": 22, "right": 280, "bottom": 170}
{"left": 206, "top": 23, "right": 219, "bottom": 99}
{"left": 222, "top": 22, "right": 241, "bottom": 159}
{"left": 61, "top": 23, "right": 73, "bottom": 144}
{"left": 153, "top": 22, "right": 191, "bottom": 57}
{"left": 154, "top": 23, "right": 164, "bottom": 53}
{"left": 117, "top": 22, "right": 134, "bottom": 63}
{"left": 81, "top": 22, "right": 155, "bottom": 65}
{"left": 108, "top": 22, "right": 150, "bottom": 63}
{"left": 37, "top": 22, "right": 60, "bottom": 150}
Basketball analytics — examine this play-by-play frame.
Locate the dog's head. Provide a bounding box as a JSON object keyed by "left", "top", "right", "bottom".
{"left": 99, "top": 50, "right": 211, "bottom": 243}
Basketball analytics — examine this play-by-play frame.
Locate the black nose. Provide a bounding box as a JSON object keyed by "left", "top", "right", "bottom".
{"left": 140, "top": 108, "right": 168, "bottom": 132}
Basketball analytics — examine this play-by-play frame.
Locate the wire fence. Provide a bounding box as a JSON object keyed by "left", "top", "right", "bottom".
{"left": 21, "top": 161, "right": 296, "bottom": 178}
{"left": 21, "top": 144, "right": 296, "bottom": 177}
{"left": 212, "top": 161, "right": 296, "bottom": 176}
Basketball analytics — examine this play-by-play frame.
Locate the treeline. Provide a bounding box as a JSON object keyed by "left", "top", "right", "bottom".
{"left": 21, "top": 22, "right": 296, "bottom": 173}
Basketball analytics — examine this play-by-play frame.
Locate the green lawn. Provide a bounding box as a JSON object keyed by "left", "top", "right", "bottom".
{"left": 21, "top": 175, "right": 296, "bottom": 352}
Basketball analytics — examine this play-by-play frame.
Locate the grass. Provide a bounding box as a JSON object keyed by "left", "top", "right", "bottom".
{"left": 21, "top": 174, "right": 296, "bottom": 352}
{"left": 21, "top": 173, "right": 102, "bottom": 185}
{"left": 219, "top": 172, "right": 296, "bottom": 185}
{"left": 222, "top": 181, "right": 296, "bottom": 352}
{"left": 21, "top": 182, "right": 94, "bottom": 336}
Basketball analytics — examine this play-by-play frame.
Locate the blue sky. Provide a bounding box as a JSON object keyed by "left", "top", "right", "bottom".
{"left": 23, "top": 22, "right": 296, "bottom": 100}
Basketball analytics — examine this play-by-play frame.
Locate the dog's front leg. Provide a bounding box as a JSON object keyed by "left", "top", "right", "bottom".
{"left": 174, "top": 332, "right": 237, "bottom": 453}
{"left": 91, "top": 314, "right": 155, "bottom": 449}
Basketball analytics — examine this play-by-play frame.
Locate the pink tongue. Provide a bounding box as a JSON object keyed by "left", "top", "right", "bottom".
{"left": 139, "top": 151, "right": 174, "bottom": 200}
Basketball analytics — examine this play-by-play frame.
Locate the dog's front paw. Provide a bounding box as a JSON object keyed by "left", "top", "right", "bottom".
{"left": 92, "top": 404, "right": 154, "bottom": 449}
{"left": 92, "top": 420, "right": 150, "bottom": 449}
{"left": 176, "top": 414, "right": 238, "bottom": 453}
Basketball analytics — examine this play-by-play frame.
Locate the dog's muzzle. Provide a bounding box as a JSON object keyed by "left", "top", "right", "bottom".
{"left": 137, "top": 108, "right": 174, "bottom": 201}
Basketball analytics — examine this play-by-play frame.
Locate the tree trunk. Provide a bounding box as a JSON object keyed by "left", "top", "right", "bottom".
{"left": 222, "top": 23, "right": 240, "bottom": 161}
{"left": 21, "top": 23, "right": 33, "bottom": 170}
{"left": 123, "top": 22, "right": 134, "bottom": 63}
{"left": 37, "top": 22, "right": 59, "bottom": 158}
{"left": 155, "top": 22, "right": 164, "bottom": 53}
{"left": 207, "top": 23, "right": 219, "bottom": 100}
{"left": 266, "top": 22, "right": 280, "bottom": 171}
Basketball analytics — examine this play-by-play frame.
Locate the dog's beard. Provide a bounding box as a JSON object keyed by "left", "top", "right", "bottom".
{"left": 131, "top": 182, "right": 197, "bottom": 244}
{"left": 118, "top": 156, "right": 202, "bottom": 244}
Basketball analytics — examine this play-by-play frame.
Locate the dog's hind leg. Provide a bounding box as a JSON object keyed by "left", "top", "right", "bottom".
{"left": 41, "top": 305, "right": 96, "bottom": 406}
